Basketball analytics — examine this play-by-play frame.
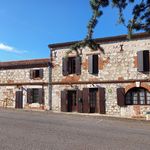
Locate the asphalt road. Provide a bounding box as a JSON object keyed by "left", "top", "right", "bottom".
{"left": 0, "top": 109, "right": 150, "bottom": 150}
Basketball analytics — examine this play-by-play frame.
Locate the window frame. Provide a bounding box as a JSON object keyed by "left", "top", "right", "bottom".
{"left": 125, "top": 87, "right": 150, "bottom": 105}
{"left": 30, "top": 69, "right": 43, "bottom": 79}
{"left": 68, "top": 57, "right": 76, "bottom": 74}
{"left": 88, "top": 54, "right": 99, "bottom": 75}
{"left": 62, "top": 56, "right": 81, "bottom": 76}
{"left": 27, "top": 88, "right": 44, "bottom": 104}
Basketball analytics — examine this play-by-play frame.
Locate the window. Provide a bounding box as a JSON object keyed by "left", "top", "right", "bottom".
{"left": 30, "top": 69, "right": 43, "bottom": 79}
{"left": 125, "top": 87, "right": 150, "bottom": 105}
{"left": 88, "top": 54, "right": 98, "bottom": 74}
{"left": 27, "top": 88, "right": 44, "bottom": 104}
{"left": 62, "top": 56, "right": 81, "bottom": 76}
{"left": 68, "top": 57, "right": 76, "bottom": 74}
{"left": 137, "top": 50, "right": 149, "bottom": 72}
{"left": 32, "top": 89, "right": 40, "bottom": 103}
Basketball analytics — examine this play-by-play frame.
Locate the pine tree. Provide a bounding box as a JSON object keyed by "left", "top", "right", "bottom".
{"left": 68, "top": 0, "right": 150, "bottom": 54}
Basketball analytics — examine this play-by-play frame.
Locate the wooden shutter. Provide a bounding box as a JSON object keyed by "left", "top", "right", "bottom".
{"left": 30, "top": 70, "right": 34, "bottom": 79}
{"left": 137, "top": 50, "right": 149, "bottom": 72}
{"left": 38, "top": 88, "right": 44, "bottom": 104}
{"left": 76, "top": 90, "right": 83, "bottom": 113}
{"left": 62, "top": 57, "right": 68, "bottom": 76}
{"left": 39, "top": 69, "right": 43, "bottom": 78}
{"left": 27, "top": 89, "right": 33, "bottom": 104}
{"left": 88, "top": 55, "right": 98, "bottom": 74}
{"left": 98, "top": 87, "right": 106, "bottom": 114}
{"left": 88, "top": 55, "right": 93, "bottom": 74}
{"left": 117, "top": 88, "right": 125, "bottom": 107}
{"left": 93, "top": 55, "right": 98, "bottom": 74}
{"left": 82, "top": 88, "right": 90, "bottom": 113}
{"left": 61, "top": 90, "right": 68, "bottom": 112}
{"left": 75, "top": 56, "right": 81, "bottom": 75}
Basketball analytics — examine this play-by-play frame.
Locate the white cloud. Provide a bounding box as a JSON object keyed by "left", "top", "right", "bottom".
{"left": 0, "top": 43, "right": 27, "bottom": 54}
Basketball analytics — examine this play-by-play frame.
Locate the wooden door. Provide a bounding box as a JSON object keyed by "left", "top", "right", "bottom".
{"left": 15, "top": 91, "right": 23, "bottom": 109}
{"left": 77, "top": 90, "right": 83, "bottom": 113}
{"left": 68, "top": 91, "right": 77, "bottom": 112}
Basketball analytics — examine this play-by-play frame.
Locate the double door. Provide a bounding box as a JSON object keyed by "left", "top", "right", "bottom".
{"left": 61, "top": 88, "right": 105, "bottom": 114}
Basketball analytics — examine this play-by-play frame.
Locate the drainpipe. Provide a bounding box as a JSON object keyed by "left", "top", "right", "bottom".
{"left": 48, "top": 52, "right": 52, "bottom": 110}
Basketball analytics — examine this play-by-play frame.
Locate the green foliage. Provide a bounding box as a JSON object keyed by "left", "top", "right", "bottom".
{"left": 68, "top": 0, "right": 150, "bottom": 55}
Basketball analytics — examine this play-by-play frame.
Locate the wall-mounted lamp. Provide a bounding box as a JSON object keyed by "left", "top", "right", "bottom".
{"left": 135, "top": 81, "right": 141, "bottom": 87}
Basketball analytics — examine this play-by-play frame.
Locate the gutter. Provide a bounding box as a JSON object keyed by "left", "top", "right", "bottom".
{"left": 48, "top": 54, "right": 52, "bottom": 110}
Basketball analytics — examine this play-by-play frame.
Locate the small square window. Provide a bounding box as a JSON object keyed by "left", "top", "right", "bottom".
{"left": 30, "top": 69, "right": 43, "bottom": 79}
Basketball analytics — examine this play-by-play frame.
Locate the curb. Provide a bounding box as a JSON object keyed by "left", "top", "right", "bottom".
{"left": 1, "top": 108, "right": 150, "bottom": 123}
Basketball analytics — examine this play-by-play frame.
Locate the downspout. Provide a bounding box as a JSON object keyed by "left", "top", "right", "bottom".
{"left": 48, "top": 50, "right": 52, "bottom": 110}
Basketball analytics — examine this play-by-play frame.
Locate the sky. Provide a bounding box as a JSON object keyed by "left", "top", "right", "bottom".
{"left": 0, "top": 0, "right": 140, "bottom": 61}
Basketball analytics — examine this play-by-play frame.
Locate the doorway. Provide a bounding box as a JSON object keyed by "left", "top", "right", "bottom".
{"left": 15, "top": 91, "right": 23, "bottom": 109}
{"left": 89, "top": 88, "right": 98, "bottom": 113}
{"left": 67, "top": 90, "right": 77, "bottom": 112}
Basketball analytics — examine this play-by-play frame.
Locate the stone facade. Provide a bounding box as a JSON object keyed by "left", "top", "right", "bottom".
{"left": 49, "top": 33, "right": 150, "bottom": 118}
{"left": 0, "top": 59, "right": 50, "bottom": 110}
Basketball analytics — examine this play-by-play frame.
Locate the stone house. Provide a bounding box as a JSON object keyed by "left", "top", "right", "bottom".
{"left": 0, "top": 58, "right": 50, "bottom": 110}
{"left": 49, "top": 32, "right": 150, "bottom": 118}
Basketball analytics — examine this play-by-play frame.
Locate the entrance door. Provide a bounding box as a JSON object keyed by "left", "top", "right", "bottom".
{"left": 15, "top": 91, "right": 23, "bottom": 109}
{"left": 68, "top": 91, "right": 77, "bottom": 112}
{"left": 89, "top": 88, "right": 98, "bottom": 113}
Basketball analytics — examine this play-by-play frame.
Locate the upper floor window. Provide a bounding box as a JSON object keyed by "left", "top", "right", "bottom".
{"left": 88, "top": 54, "right": 99, "bottom": 74}
{"left": 125, "top": 87, "right": 150, "bottom": 105}
{"left": 68, "top": 57, "right": 76, "bottom": 74}
{"left": 30, "top": 69, "right": 43, "bottom": 79}
{"left": 62, "top": 56, "right": 81, "bottom": 76}
{"left": 137, "top": 50, "right": 149, "bottom": 72}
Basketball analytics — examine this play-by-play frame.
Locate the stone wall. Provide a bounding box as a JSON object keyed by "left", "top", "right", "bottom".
{"left": 0, "top": 67, "right": 49, "bottom": 83}
{"left": 0, "top": 67, "right": 49, "bottom": 110}
{"left": 51, "top": 36, "right": 150, "bottom": 118}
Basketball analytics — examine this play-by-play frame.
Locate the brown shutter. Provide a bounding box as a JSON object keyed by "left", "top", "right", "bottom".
{"left": 38, "top": 88, "right": 44, "bottom": 104}
{"left": 30, "top": 70, "right": 34, "bottom": 79}
{"left": 39, "top": 69, "right": 43, "bottom": 78}
{"left": 75, "top": 56, "right": 81, "bottom": 75}
{"left": 93, "top": 55, "right": 98, "bottom": 74}
{"left": 98, "top": 87, "right": 106, "bottom": 114}
{"left": 137, "top": 50, "right": 149, "bottom": 72}
{"left": 27, "top": 89, "right": 33, "bottom": 104}
{"left": 117, "top": 88, "right": 125, "bottom": 107}
{"left": 76, "top": 90, "right": 83, "bottom": 113}
{"left": 82, "top": 88, "right": 90, "bottom": 113}
{"left": 88, "top": 55, "right": 93, "bottom": 74}
{"left": 61, "top": 90, "right": 68, "bottom": 112}
{"left": 143, "top": 50, "right": 149, "bottom": 71}
{"left": 62, "top": 57, "right": 68, "bottom": 76}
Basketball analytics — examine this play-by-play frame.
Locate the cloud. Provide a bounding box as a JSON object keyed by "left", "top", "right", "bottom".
{"left": 0, "top": 43, "right": 27, "bottom": 54}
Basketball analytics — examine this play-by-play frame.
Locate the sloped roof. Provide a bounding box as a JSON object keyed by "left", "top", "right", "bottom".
{"left": 0, "top": 58, "right": 50, "bottom": 69}
{"left": 48, "top": 32, "right": 150, "bottom": 50}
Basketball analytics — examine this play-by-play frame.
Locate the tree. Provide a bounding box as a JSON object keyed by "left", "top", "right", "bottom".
{"left": 68, "top": 0, "right": 150, "bottom": 54}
